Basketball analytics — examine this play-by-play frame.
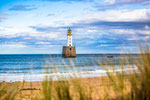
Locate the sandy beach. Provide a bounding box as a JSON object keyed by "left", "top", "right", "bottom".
{"left": 0, "top": 76, "right": 130, "bottom": 100}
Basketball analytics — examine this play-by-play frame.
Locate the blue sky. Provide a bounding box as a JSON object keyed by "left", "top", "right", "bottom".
{"left": 0, "top": 0, "right": 150, "bottom": 54}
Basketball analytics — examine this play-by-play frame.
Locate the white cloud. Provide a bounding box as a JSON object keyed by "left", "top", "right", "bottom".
{"left": 0, "top": 14, "right": 7, "bottom": 18}
{"left": 35, "top": 41, "right": 51, "bottom": 44}
{"left": 108, "top": 28, "right": 150, "bottom": 35}
{"left": 145, "top": 25, "right": 150, "bottom": 30}
{"left": 111, "top": 29, "right": 135, "bottom": 35}
{"left": 104, "top": 0, "right": 148, "bottom": 5}
{"left": 105, "top": 0, "right": 115, "bottom": 5}
{"left": 103, "top": 28, "right": 150, "bottom": 41}
{"left": 0, "top": 8, "right": 149, "bottom": 41}
{"left": 97, "top": 44, "right": 110, "bottom": 47}
{"left": 0, "top": 26, "right": 6, "bottom": 30}
{"left": 138, "top": 30, "right": 150, "bottom": 35}
{"left": 144, "top": 36, "right": 150, "bottom": 39}
{"left": 0, "top": 26, "right": 66, "bottom": 40}
{"left": 98, "top": 40, "right": 107, "bottom": 43}
{"left": 87, "top": 29, "right": 97, "bottom": 32}
{"left": 81, "top": 9, "right": 150, "bottom": 22}
{"left": 127, "top": 37, "right": 139, "bottom": 41}
{"left": 0, "top": 44, "right": 27, "bottom": 48}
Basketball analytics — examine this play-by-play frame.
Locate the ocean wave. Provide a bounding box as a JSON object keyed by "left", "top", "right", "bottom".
{"left": 0, "top": 66, "right": 138, "bottom": 82}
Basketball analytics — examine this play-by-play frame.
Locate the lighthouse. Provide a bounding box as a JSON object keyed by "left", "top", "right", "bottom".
{"left": 67, "top": 28, "right": 72, "bottom": 46}
{"left": 62, "top": 28, "right": 76, "bottom": 58}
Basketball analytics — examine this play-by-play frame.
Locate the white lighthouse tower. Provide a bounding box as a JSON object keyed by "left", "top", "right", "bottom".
{"left": 67, "top": 28, "right": 72, "bottom": 46}
{"left": 62, "top": 28, "right": 76, "bottom": 58}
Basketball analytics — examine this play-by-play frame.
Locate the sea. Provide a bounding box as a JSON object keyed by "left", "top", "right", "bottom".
{"left": 0, "top": 54, "right": 140, "bottom": 82}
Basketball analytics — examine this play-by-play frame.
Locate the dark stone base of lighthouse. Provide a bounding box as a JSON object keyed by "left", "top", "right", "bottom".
{"left": 62, "top": 46, "right": 76, "bottom": 58}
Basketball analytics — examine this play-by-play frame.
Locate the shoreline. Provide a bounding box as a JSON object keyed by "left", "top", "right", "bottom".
{"left": 0, "top": 66, "right": 138, "bottom": 82}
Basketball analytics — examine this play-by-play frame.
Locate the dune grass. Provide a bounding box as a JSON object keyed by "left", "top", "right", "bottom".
{"left": 0, "top": 43, "right": 150, "bottom": 100}
{"left": 0, "top": 82, "right": 20, "bottom": 100}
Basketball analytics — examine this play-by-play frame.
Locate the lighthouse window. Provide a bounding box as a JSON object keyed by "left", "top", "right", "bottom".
{"left": 70, "top": 48, "right": 71, "bottom": 50}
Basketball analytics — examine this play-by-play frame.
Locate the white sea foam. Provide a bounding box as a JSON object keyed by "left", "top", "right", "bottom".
{"left": 0, "top": 65, "right": 138, "bottom": 82}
